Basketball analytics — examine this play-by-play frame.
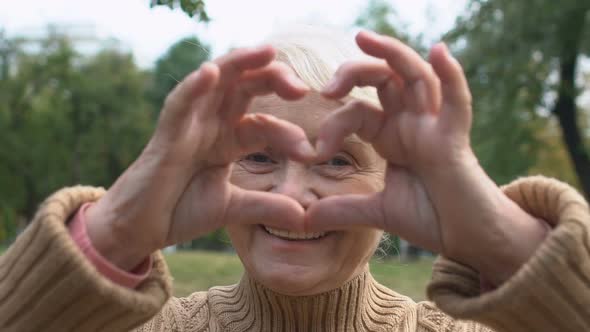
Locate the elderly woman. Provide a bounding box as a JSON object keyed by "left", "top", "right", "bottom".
{"left": 1, "top": 28, "right": 589, "bottom": 332}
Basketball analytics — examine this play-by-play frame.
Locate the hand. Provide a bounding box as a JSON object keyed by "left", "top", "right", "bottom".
{"left": 307, "top": 31, "right": 547, "bottom": 284}
{"left": 86, "top": 46, "right": 316, "bottom": 270}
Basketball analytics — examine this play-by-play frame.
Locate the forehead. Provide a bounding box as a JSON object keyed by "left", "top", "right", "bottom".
{"left": 250, "top": 92, "right": 342, "bottom": 139}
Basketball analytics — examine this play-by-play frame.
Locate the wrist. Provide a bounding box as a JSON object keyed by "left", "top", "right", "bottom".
{"left": 86, "top": 198, "right": 153, "bottom": 271}
{"left": 471, "top": 198, "right": 550, "bottom": 285}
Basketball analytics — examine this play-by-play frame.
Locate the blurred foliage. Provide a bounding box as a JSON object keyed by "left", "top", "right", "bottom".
{"left": 0, "top": 31, "right": 154, "bottom": 244}
{"left": 150, "top": 0, "right": 209, "bottom": 21}
{"left": 148, "top": 36, "right": 210, "bottom": 113}
{"left": 0, "top": 29, "right": 222, "bottom": 248}
{"left": 356, "top": 0, "right": 426, "bottom": 55}
{"left": 445, "top": 0, "right": 590, "bottom": 191}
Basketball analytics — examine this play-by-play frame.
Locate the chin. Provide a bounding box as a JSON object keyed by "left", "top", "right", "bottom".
{"left": 228, "top": 223, "right": 378, "bottom": 296}
{"left": 251, "top": 261, "right": 329, "bottom": 295}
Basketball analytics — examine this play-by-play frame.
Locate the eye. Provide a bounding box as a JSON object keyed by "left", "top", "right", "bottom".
{"left": 236, "top": 152, "right": 278, "bottom": 174}
{"left": 242, "top": 152, "right": 275, "bottom": 164}
{"left": 314, "top": 153, "right": 358, "bottom": 178}
{"left": 243, "top": 152, "right": 276, "bottom": 164}
{"left": 325, "top": 156, "right": 353, "bottom": 167}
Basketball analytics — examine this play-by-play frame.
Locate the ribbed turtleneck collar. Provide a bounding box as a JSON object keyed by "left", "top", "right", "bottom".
{"left": 207, "top": 268, "right": 415, "bottom": 332}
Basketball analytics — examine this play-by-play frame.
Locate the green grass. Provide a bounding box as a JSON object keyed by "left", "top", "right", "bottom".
{"left": 165, "top": 251, "right": 433, "bottom": 301}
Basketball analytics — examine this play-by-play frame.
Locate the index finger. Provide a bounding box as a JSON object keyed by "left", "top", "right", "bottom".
{"left": 355, "top": 31, "right": 442, "bottom": 113}
{"left": 214, "top": 45, "right": 277, "bottom": 86}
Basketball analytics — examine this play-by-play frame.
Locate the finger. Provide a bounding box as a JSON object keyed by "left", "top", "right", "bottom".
{"left": 225, "top": 185, "right": 306, "bottom": 231}
{"left": 215, "top": 45, "right": 276, "bottom": 86}
{"left": 321, "top": 60, "right": 404, "bottom": 113}
{"left": 355, "top": 30, "right": 441, "bottom": 114}
{"left": 161, "top": 62, "right": 220, "bottom": 123}
{"left": 315, "top": 100, "right": 385, "bottom": 160}
{"left": 239, "top": 62, "right": 309, "bottom": 100}
{"left": 235, "top": 113, "right": 316, "bottom": 161}
{"left": 305, "top": 193, "right": 386, "bottom": 232}
{"left": 222, "top": 62, "right": 309, "bottom": 122}
{"left": 429, "top": 43, "right": 473, "bottom": 132}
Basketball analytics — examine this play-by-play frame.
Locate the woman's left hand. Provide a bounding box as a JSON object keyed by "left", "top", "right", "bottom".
{"left": 306, "top": 30, "right": 548, "bottom": 285}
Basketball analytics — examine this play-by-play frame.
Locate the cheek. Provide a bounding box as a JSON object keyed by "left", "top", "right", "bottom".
{"left": 230, "top": 167, "right": 274, "bottom": 190}
{"left": 226, "top": 224, "right": 255, "bottom": 267}
{"left": 312, "top": 173, "right": 385, "bottom": 196}
{"left": 341, "top": 229, "right": 383, "bottom": 263}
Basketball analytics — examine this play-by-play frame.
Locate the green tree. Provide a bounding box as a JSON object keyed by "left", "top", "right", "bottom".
{"left": 150, "top": 0, "right": 209, "bottom": 21}
{"left": 149, "top": 36, "right": 210, "bottom": 113}
{"left": 355, "top": 0, "right": 425, "bottom": 55}
{"left": 445, "top": 0, "right": 590, "bottom": 194}
{"left": 70, "top": 48, "right": 154, "bottom": 185}
{"left": 0, "top": 30, "right": 153, "bottom": 233}
{"left": 0, "top": 32, "right": 78, "bottom": 220}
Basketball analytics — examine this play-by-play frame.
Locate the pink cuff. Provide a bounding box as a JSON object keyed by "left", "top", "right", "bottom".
{"left": 68, "top": 202, "right": 152, "bottom": 289}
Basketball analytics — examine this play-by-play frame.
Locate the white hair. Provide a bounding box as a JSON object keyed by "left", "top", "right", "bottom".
{"left": 265, "top": 26, "right": 380, "bottom": 105}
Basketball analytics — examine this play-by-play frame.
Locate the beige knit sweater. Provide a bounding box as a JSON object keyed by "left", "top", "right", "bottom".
{"left": 1, "top": 176, "right": 589, "bottom": 332}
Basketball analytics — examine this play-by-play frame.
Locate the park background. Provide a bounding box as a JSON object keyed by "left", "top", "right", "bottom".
{"left": 1, "top": 0, "right": 589, "bottom": 299}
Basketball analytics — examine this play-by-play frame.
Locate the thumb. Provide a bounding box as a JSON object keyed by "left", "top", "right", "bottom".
{"left": 305, "top": 193, "right": 386, "bottom": 232}
{"left": 225, "top": 185, "right": 306, "bottom": 231}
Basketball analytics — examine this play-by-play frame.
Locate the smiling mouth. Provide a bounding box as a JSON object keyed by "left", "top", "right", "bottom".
{"left": 261, "top": 225, "right": 328, "bottom": 241}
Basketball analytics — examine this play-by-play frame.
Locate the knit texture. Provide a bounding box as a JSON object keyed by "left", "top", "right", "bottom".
{"left": 0, "top": 186, "right": 172, "bottom": 332}
{"left": 135, "top": 269, "right": 489, "bottom": 332}
{"left": 0, "top": 176, "right": 588, "bottom": 331}
{"left": 428, "top": 176, "right": 590, "bottom": 331}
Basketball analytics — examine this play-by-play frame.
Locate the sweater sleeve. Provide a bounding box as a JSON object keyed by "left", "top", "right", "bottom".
{"left": 427, "top": 176, "right": 590, "bottom": 332}
{"left": 69, "top": 202, "right": 152, "bottom": 289}
{"left": 0, "top": 186, "right": 172, "bottom": 332}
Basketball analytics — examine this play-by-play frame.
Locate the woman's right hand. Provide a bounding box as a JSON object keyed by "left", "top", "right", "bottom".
{"left": 85, "top": 46, "right": 315, "bottom": 270}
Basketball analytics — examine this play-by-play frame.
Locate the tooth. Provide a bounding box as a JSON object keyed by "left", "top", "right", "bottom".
{"left": 264, "top": 225, "right": 327, "bottom": 240}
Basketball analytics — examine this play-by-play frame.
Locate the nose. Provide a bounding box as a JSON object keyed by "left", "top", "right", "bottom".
{"left": 270, "top": 164, "right": 318, "bottom": 209}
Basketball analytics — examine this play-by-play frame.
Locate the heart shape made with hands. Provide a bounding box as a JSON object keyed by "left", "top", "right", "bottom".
{"left": 164, "top": 30, "right": 543, "bottom": 286}
{"left": 148, "top": 28, "right": 479, "bottom": 262}
{"left": 222, "top": 29, "right": 476, "bottom": 258}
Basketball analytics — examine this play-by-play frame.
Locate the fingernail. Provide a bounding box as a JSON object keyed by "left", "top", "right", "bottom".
{"left": 414, "top": 80, "right": 429, "bottom": 113}
{"left": 297, "top": 141, "right": 316, "bottom": 158}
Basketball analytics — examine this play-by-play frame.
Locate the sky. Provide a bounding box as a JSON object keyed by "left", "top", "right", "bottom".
{"left": 0, "top": 0, "right": 467, "bottom": 68}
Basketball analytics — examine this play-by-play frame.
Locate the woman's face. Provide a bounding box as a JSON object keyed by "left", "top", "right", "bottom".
{"left": 227, "top": 92, "right": 386, "bottom": 296}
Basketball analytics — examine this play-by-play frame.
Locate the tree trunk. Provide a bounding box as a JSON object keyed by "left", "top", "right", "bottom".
{"left": 552, "top": 6, "right": 590, "bottom": 198}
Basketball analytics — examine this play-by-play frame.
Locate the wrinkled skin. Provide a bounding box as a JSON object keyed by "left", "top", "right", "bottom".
{"left": 86, "top": 30, "right": 547, "bottom": 294}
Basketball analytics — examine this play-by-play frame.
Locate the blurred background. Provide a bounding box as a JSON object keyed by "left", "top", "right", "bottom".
{"left": 1, "top": 0, "right": 589, "bottom": 298}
